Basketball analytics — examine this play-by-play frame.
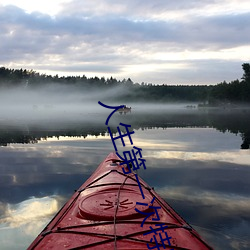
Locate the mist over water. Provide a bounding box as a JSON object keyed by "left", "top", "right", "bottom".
{"left": 0, "top": 84, "right": 199, "bottom": 125}
{"left": 1, "top": 84, "right": 250, "bottom": 149}
{"left": 0, "top": 85, "right": 102, "bottom": 122}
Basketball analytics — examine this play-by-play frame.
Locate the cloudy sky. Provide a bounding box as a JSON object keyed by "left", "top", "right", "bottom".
{"left": 0, "top": 0, "right": 250, "bottom": 85}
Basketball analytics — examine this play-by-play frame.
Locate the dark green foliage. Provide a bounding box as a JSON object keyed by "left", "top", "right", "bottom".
{"left": 209, "top": 63, "right": 250, "bottom": 104}
{"left": 242, "top": 63, "right": 250, "bottom": 82}
{"left": 0, "top": 63, "right": 250, "bottom": 104}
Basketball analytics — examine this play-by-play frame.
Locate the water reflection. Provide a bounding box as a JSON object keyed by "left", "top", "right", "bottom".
{"left": 0, "top": 109, "right": 250, "bottom": 249}
{"left": 0, "top": 107, "right": 250, "bottom": 149}
{"left": 0, "top": 196, "right": 59, "bottom": 228}
{"left": 0, "top": 196, "right": 62, "bottom": 250}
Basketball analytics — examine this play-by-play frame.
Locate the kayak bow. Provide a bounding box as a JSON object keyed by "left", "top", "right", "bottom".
{"left": 28, "top": 152, "right": 213, "bottom": 250}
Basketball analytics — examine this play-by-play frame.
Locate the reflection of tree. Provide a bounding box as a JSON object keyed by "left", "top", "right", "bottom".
{"left": 0, "top": 123, "right": 108, "bottom": 146}
{"left": 0, "top": 109, "right": 250, "bottom": 149}
{"left": 0, "top": 131, "right": 38, "bottom": 146}
{"left": 241, "top": 133, "right": 250, "bottom": 149}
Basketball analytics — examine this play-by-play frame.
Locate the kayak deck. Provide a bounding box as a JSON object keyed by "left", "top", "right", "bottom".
{"left": 28, "top": 152, "right": 213, "bottom": 249}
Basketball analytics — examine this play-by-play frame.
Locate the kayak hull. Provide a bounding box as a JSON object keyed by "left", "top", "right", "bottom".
{"left": 28, "top": 152, "right": 213, "bottom": 249}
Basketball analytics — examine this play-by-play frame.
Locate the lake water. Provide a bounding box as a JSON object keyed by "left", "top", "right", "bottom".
{"left": 0, "top": 104, "right": 250, "bottom": 249}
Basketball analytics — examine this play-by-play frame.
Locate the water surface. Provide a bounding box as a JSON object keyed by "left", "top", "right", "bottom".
{"left": 0, "top": 105, "right": 250, "bottom": 249}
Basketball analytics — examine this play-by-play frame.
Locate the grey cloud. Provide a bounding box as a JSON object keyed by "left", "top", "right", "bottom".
{"left": 0, "top": 3, "right": 249, "bottom": 84}
{"left": 1, "top": 4, "right": 249, "bottom": 50}
{"left": 38, "top": 64, "right": 121, "bottom": 74}
{"left": 59, "top": 0, "right": 216, "bottom": 18}
{"left": 185, "top": 13, "right": 250, "bottom": 49}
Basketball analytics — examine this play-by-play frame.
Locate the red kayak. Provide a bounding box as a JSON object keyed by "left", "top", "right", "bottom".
{"left": 28, "top": 152, "right": 213, "bottom": 249}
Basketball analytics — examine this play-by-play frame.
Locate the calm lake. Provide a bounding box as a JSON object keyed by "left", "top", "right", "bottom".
{"left": 0, "top": 104, "right": 250, "bottom": 249}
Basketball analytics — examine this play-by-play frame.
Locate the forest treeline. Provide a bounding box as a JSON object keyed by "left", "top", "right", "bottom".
{"left": 0, "top": 63, "right": 250, "bottom": 104}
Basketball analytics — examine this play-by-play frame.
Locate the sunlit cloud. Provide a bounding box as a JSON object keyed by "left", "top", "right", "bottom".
{"left": 152, "top": 46, "right": 250, "bottom": 62}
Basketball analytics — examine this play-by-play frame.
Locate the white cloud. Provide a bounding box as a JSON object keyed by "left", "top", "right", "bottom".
{"left": 0, "top": 0, "right": 250, "bottom": 84}
{"left": 0, "top": 0, "right": 67, "bottom": 16}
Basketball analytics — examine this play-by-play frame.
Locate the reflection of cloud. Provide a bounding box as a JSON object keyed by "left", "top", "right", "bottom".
{"left": 134, "top": 140, "right": 186, "bottom": 150}
{"left": 0, "top": 196, "right": 59, "bottom": 231}
{"left": 193, "top": 223, "right": 250, "bottom": 250}
{"left": 0, "top": 196, "right": 62, "bottom": 250}
{"left": 158, "top": 186, "right": 250, "bottom": 216}
{"left": 151, "top": 150, "right": 250, "bottom": 166}
{"left": 131, "top": 128, "right": 249, "bottom": 166}
{"left": 0, "top": 202, "right": 7, "bottom": 218}
{"left": 5, "top": 138, "right": 112, "bottom": 177}
{"left": 157, "top": 186, "right": 250, "bottom": 249}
